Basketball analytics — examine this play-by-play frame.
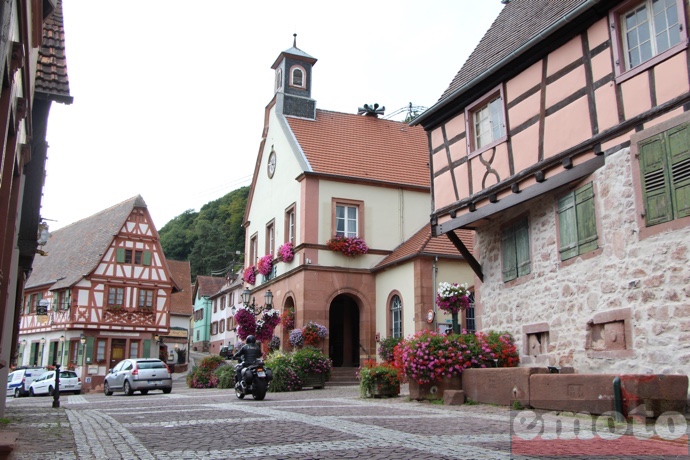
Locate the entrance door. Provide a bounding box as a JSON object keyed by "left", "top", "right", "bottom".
{"left": 110, "top": 339, "right": 126, "bottom": 368}
{"left": 328, "top": 295, "right": 360, "bottom": 367}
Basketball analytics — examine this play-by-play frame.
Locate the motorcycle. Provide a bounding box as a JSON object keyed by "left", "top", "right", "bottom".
{"left": 234, "top": 358, "right": 272, "bottom": 400}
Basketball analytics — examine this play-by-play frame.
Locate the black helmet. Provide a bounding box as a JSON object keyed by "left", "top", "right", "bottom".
{"left": 246, "top": 335, "right": 256, "bottom": 344}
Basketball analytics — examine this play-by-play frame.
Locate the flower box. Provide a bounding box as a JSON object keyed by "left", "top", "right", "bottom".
{"left": 409, "top": 375, "right": 462, "bottom": 401}
{"left": 302, "top": 373, "right": 326, "bottom": 389}
{"left": 371, "top": 383, "right": 400, "bottom": 398}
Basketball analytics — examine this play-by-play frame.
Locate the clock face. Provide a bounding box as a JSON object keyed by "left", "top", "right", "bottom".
{"left": 267, "top": 151, "right": 276, "bottom": 178}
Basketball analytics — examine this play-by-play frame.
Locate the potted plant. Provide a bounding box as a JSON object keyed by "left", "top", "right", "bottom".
{"left": 289, "top": 329, "right": 304, "bottom": 348}
{"left": 378, "top": 336, "right": 402, "bottom": 363}
{"left": 325, "top": 235, "right": 369, "bottom": 257}
{"left": 358, "top": 360, "right": 402, "bottom": 398}
{"left": 277, "top": 242, "right": 294, "bottom": 263}
{"left": 242, "top": 266, "right": 257, "bottom": 285}
{"left": 291, "top": 346, "right": 332, "bottom": 389}
{"left": 257, "top": 254, "right": 273, "bottom": 277}
{"left": 436, "top": 282, "right": 470, "bottom": 333}
{"left": 281, "top": 308, "right": 295, "bottom": 331}
{"left": 302, "top": 321, "right": 328, "bottom": 346}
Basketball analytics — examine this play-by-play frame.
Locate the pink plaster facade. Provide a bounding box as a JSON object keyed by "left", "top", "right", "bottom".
{"left": 420, "top": 1, "right": 690, "bottom": 379}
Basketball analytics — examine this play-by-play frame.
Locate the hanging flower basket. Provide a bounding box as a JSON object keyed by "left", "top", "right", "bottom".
{"left": 257, "top": 254, "right": 273, "bottom": 276}
{"left": 326, "top": 236, "right": 369, "bottom": 257}
{"left": 435, "top": 282, "right": 470, "bottom": 315}
{"left": 302, "top": 322, "right": 328, "bottom": 346}
{"left": 281, "top": 308, "right": 295, "bottom": 331}
{"left": 242, "top": 266, "right": 257, "bottom": 285}
{"left": 277, "top": 242, "right": 295, "bottom": 263}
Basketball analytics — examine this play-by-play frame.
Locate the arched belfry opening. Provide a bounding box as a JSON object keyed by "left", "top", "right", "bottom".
{"left": 328, "top": 294, "right": 360, "bottom": 367}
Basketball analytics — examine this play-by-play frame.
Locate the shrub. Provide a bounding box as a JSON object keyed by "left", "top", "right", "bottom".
{"left": 186, "top": 355, "right": 226, "bottom": 389}
{"left": 378, "top": 336, "right": 402, "bottom": 363}
{"left": 358, "top": 360, "right": 402, "bottom": 398}
{"left": 291, "top": 346, "right": 332, "bottom": 381}
{"left": 265, "top": 351, "right": 302, "bottom": 392}
{"left": 215, "top": 365, "right": 236, "bottom": 389}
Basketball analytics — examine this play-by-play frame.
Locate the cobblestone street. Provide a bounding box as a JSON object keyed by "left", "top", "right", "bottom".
{"left": 2, "top": 378, "right": 687, "bottom": 460}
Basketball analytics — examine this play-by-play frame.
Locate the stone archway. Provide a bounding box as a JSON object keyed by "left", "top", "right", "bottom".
{"left": 328, "top": 294, "right": 360, "bottom": 367}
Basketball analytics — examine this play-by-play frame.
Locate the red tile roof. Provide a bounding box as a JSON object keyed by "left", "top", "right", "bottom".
{"left": 36, "top": 0, "right": 72, "bottom": 104}
{"left": 195, "top": 276, "right": 226, "bottom": 298}
{"left": 373, "top": 224, "right": 474, "bottom": 271}
{"left": 286, "top": 110, "right": 429, "bottom": 188}
{"left": 167, "top": 260, "right": 192, "bottom": 315}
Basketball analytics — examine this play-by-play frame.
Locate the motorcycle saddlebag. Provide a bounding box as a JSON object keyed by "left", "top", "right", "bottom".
{"left": 242, "top": 368, "right": 254, "bottom": 384}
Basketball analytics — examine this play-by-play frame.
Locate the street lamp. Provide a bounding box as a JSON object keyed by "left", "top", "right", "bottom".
{"left": 40, "top": 337, "right": 46, "bottom": 366}
{"left": 59, "top": 336, "right": 65, "bottom": 365}
{"left": 241, "top": 288, "right": 273, "bottom": 310}
{"left": 80, "top": 334, "right": 86, "bottom": 392}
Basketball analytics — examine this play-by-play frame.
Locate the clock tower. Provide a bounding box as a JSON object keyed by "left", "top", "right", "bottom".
{"left": 271, "top": 34, "right": 317, "bottom": 119}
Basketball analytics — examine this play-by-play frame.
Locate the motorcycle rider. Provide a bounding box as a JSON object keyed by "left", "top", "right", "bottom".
{"left": 233, "top": 335, "right": 262, "bottom": 387}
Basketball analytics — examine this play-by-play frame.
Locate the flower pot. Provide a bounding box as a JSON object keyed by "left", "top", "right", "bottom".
{"left": 371, "top": 383, "right": 400, "bottom": 398}
{"left": 409, "top": 374, "right": 462, "bottom": 400}
{"left": 302, "top": 373, "right": 326, "bottom": 389}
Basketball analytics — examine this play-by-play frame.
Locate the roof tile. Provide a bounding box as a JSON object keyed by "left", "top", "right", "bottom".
{"left": 36, "top": 0, "right": 72, "bottom": 103}
{"left": 167, "top": 260, "right": 192, "bottom": 315}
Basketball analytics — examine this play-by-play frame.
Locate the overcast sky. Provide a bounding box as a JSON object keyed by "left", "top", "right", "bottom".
{"left": 41, "top": 0, "right": 505, "bottom": 231}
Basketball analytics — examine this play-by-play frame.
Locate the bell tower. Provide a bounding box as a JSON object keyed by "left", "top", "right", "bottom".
{"left": 271, "top": 34, "right": 317, "bottom": 119}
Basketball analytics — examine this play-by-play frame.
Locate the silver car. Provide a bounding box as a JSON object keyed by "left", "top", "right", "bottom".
{"left": 104, "top": 358, "right": 172, "bottom": 396}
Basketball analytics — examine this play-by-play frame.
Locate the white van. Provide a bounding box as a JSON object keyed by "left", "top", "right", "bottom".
{"left": 8, "top": 367, "right": 48, "bottom": 398}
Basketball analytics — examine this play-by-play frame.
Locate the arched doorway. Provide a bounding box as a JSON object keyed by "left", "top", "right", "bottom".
{"left": 328, "top": 294, "right": 360, "bottom": 367}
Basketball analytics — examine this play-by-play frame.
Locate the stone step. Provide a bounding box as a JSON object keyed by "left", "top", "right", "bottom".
{"left": 328, "top": 367, "right": 359, "bottom": 386}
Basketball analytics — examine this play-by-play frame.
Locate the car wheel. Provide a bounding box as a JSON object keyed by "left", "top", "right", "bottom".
{"left": 104, "top": 382, "right": 113, "bottom": 396}
{"left": 140, "top": 390, "right": 149, "bottom": 395}
{"left": 124, "top": 381, "right": 133, "bottom": 396}
{"left": 48, "top": 386, "right": 54, "bottom": 396}
{"left": 14, "top": 388, "right": 21, "bottom": 398}
{"left": 162, "top": 388, "right": 171, "bottom": 394}
{"left": 29, "top": 388, "right": 35, "bottom": 397}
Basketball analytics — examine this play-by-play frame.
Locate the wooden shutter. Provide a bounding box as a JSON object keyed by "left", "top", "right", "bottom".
{"left": 143, "top": 251, "right": 152, "bottom": 266}
{"left": 575, "top": 183, "right": 598, "bottom": 254}
{"left": 558, "top": 192, "right": 578, "bottom": 261}
{"left": 85, "top": 337, "right": 94, "bottom": 364}
{"left": 116, "top": 248, "right": 125, "bottom": 263}
{"left": 143, "top": 339, "right": 151, "bottom": 358}
{"left": 667, "top": 123, "right": 690, "bottom": 218}
{"left": 29, "top": 344, "right": 36, "bottom": 366}
{"left": 501, "top": 225, "right": 517, "bottom": 282}
{"left": 515, "top": 220, "right": 531, "bottom": 277}
{"left": 639, "top": 135, "right": 673, "bottom": 226}
{"left": 48, "top": 342, "right": 56, "bottom": 366}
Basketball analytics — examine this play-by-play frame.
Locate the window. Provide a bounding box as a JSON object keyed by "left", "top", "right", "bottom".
{"left": 124, "top": 249, "right": 133, "bottom": 263}
{"left": 107, "top": 287, "right": 124, "bottom": 307}
{"left": 266, "top": 221, "right": 275, "bottom": 255}
{"left": 501, "top": 217, "right": 530, "bottom": 282}
{"left": 135, "top": 250, "right": 142, "bottom": 265}
{"left": 211, "top": 322, "right": 218, "bottom": 336}
{"left": 227, "top": 318, "right": 232, "bottom": 330}
{"left": 638, "top": 123, "right": 690, "bottom": 226}
{"left": 465, "top": 292, "right": 476, "bottom": 333}
{"left": 250, "top": 233, "right": 258, "bottom": 264}
{"left": 116, "top": 248, "right": 151, "bottom": 265}
{"left": 129, "top": 341, "right": 139, "bottom": 359}
{"left": 466, "top": 86, "right": 507, "bottom": 155}
{"left": 276, "top": 68, "right": 283, "bottom": 91}
{"left": 96, "top": 339, "right": 106, "bottom": 362}
{"left": 390, "top": 295, "right": 402, "bottom": 338}
{"left": 219, "top": 320, "right": 225, "bottom": 333}
{"left": 220, "top": 297, "right": 226, "bottom": 310}
{"left": 285, "top": 204, "right": 296, "bottom": 245}
{"left": 557, "top": 182, "right": 598, "bottom": 261}
{"left": 213, "top": 300, "right": 218, "bottom": 313}
{"left": 290, "top": 66, "right": 305, "bottom": 87}
{"left": 611, "top": 0, "right": 687, "bottom": 79}
{"left": 336, "top": 204, "right": 358, "bottom": 237}
{"left": 138, "top": 289, "right": 154, "bottom": 309}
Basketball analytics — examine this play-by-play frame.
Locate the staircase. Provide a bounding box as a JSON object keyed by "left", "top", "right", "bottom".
{"left": 328, "top": 367, "right": 359, "bottom": 386}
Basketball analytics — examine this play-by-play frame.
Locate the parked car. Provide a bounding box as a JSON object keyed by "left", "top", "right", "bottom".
{"left": 29, "top": 370, "right": 81, "bottom": 396}
{"left": 104, "top": 358, "right": 172, "bottom": 396}
{"left": 219, "top": 346, "right": 234, "bottom": 359}
{"left": 7, "top": 367, "right": 48, "bottom": 398}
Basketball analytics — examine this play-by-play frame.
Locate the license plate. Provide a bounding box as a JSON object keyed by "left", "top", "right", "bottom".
{"left": 148, "top": 381, "right": 158, "bottom": 385}
{"left": 257, "top": 371, "right": 266, "bottom": 377}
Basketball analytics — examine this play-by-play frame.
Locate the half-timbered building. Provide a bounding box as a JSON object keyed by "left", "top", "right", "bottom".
{"left": 414, "top": 0, "right": 690, "bottom": 376}
{"left": 17, "top": 196, "right": 180, "bottom": 392}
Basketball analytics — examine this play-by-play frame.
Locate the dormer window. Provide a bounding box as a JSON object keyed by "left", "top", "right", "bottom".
{"left": 290, "top": 66, "right": 306, "bottom": 88}
{"left": 465, "top": 86, "right": 507, "bottom": 157}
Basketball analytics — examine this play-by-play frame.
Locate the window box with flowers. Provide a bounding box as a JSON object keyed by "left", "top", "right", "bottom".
{"left": 243, "top": 266, "right": 257, "bottom": 285}
{"left": 277, "top": 242, "right": 294, "bottom": 263}
{"left": 326, "top": 236, "right": 369, "bottom": 257}
{"left": 257, "top": 254, "right": 273, "bottom": 277}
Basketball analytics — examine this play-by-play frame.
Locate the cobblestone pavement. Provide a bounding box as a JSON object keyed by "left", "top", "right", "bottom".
{"left": 2, "top": 378, "right": 688, "bottom": 459}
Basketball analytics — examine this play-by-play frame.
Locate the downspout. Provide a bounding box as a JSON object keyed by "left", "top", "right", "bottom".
{"left": 432, "top": 257, "right": 438, "bottom": 332}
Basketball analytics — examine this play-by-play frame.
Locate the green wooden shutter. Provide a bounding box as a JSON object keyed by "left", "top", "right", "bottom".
{"left": 18, "top": 342, "right": 24, "bottom": 364}
{"left": 575, "top": 183, "right": 598, "bottom": 254}
{"left": 143, "top": 339, "right": 151, "bottom": 358}
{"left": 85, "top": 337, "right": 95, "bottom": 364}
{"left": 667, "top": 123, "right": 690, "bottom": 218}
{"left": 558, "top": 192, "right": 578, "bottom": 261}
{"left": 515, "top": 220, "right": 531, "bottom": 277}
{"left": 77, "top": 341, "right": 83, "bottom": 364}
{"left": 29, "top": 344, "right": 36, "bottom": 366}
{"left": 48, "top": 342, "right": 56, "bottom": 366}
{"left": 502, "top": 225, "right": 517, "bottom": 282}
{"left": 116, "top": 248, "right": 125, "bottom": 263}
{"left": 143, "top": 251, "right": 152, "bottom": 266}
{"left": 639, "top": 135, "right": 673, "bottom": 226}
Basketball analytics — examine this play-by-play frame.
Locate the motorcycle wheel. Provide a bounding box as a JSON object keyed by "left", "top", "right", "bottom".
{"left": 235, "top": 386, "right": 245, "bottom": 399}
{"left": 252, "top": 378, "right": 267, "bottom": 400}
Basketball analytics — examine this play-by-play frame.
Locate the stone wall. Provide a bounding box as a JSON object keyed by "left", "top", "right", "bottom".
{"left": 476, "top": 147, "right": 690, "bottom": 378}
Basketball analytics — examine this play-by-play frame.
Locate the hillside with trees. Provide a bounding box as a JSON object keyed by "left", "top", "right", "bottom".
{"left": 159, "top": 186, "right": 248, "bottom": 281}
